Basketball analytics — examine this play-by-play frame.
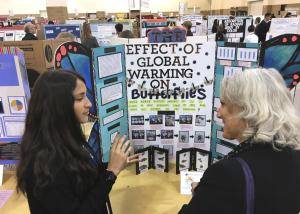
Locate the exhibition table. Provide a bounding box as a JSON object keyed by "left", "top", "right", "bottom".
{"left": 0, "top": 164, "right": 191, "bottom": 214}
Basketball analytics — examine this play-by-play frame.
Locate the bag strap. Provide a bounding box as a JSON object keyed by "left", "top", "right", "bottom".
{"left": 236, "top": 157, "right": 255, "bottom": 214}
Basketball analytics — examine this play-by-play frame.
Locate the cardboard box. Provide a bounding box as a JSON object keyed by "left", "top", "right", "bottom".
{"left": 46, "top": 6, "right": 68, "bottom": 24}
{"left": 0, "top": 39, "right": 68, "bottom": 73}
{"left": 96, "top": 11, "right": 106, "bottom": 19}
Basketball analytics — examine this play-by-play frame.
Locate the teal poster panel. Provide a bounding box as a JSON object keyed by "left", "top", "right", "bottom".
{"left": 210, "top": 42, "right": 259, "bottom": 162}
{"left": 92, "top": 45, "right": 129, "bottom": 162}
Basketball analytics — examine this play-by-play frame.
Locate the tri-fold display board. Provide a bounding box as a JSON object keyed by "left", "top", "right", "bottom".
{"left": 0, "top": 47, "right": 30, "bottom": 164}
{"left": 54, "top": 33, "right": 299, "bottom": 172}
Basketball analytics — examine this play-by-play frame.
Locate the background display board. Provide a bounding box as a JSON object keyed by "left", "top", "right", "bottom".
{"left": 90, "top": 22, "right": 132, "bottom": 41}
{"left": 222, "top": 17, "right": 252, "bottom": 42}
{"left": 266, "top": 17, "right": 300, "bottom": 40}
{"left": 181, "top": 15, "right": 208, "bottom": 36}
{"left": 260, "top": 34, "right": 300, "bottom": 116}
{"left": 92, "top": 45, "right": 129, "bottom": 162}
{"left": 211, "top": 42, "right": 260, "bottom": 162}
{"left": 207, "top": 15, "right": 229, "bottom": 34}
{"left": 42, "top": 24, "right": 81, "bottom": 42}
{"left": 0, "top": 47, "right": 30, "bottom": 164}
{"left": 125, "top": 41, "right": 216, "bottom": 158}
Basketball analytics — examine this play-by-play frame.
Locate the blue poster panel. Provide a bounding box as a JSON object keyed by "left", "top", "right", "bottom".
{"left": 43, "top": 24, "right": 81, "bottom": 41}
{"left": 0, "top": 48, "right": 30, "bottom": 164}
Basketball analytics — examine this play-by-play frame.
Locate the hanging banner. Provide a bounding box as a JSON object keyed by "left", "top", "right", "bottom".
{"left": 125, "top": 41, "right": 216, "bottom": 158}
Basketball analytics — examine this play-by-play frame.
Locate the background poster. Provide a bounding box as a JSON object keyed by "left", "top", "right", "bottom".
{"left": 125, "top": 41, "right": 216, "bottom": 158}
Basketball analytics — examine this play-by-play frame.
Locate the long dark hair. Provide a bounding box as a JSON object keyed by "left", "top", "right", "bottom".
{"left": 17, "top": 71, "right": 96, "bottom": 196}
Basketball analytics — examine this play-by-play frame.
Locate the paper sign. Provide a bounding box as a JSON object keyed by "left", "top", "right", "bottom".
{"left": 0, "top": 190, "right": 14, "bottom": 208}
{"left": 180, "top": 171, "right": 204, "bottom": 195}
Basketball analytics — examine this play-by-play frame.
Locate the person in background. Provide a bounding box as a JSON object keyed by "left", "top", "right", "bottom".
{"left": 215, "top": 24, "right": 226, "bottom": 41}
{"left": 254, "top": 17, "right": 261, "bottom": 27}
{"left": 255, "top": 12, "right": 272, "bottom": 43}
{"left": 182, "top": 21, "right": 193, "bottom": 36}
{"left": 48, "top": 20, "right": 55, "bottom": 25}
{"left": 284, "top": 12, "right": 292, "bottom": 18}
{"left": 22, "top": 22, "right": 38, "bottom": 40}
{"left": 211, "top": 19, "right": 218, "bottom": 33}
{"left": 81, "top": 22, "right": 99, "bottom": 49}
{"left": 244, "top": 25, "right": 258, "bottom": 43}
{"left": 56, "top": 32, "right": 76, "bottom": 42}
{"left": 115, "top": 23, "right": 123, "bottom": 36}
{"left": 16, "top": 71, "right": 139, "bottom": 214}
{"left": 119, "top": 30, "right": 135, "bottom": 39}
{"left": 179, "top": 68, "right": 300, "bottom": 214}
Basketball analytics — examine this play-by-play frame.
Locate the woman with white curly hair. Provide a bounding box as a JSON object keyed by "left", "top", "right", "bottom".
{"left": 179, "top": 68, "right": 300, "bottom": 214}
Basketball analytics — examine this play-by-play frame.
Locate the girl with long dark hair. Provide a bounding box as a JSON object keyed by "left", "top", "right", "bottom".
{"left": 17, "top": 71, "right": 138, "bottom": 214}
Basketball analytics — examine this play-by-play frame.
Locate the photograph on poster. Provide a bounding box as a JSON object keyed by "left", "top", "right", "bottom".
{"left": 195, "top": 115, "right": 206, "bottom": 126}
{"left": 179, "top": 115, "right": 193, "bottom": 124}
{"left": 163, "top": 145, "right": 174, "bottom": 156}
{"left": 132, "top": 130, "right": 145, "bottom": 140}
{"left": 134, "top": 144, "right": 144, "bottom": 152}
{"left": 194, "top": 131, "right": 205, "bottom": 144}
{"left": 98, "top": 53, "right": 122, "bottom": 78}
{"left": 131, "top": 116, "right": 144, "bottom": 125}
{"left": 0, "top": 98, "right": 4, "bottom": 114}
{"left": 195, "top": 151, "right": 209, "bottom": 171}
{"left": 165, "top": 115, "right": 175, "bottom": 126}
{"left": 154, "top": 150, "right": 167, "bottom": 171}
{"left": 149, "top": 115, "right": 163, "bottom": 125}
{"left": 161, "top": 130, "right": 174, "bottom": 139}
{"left": 178, "top": 151, "right": 190, "bottom": 171}
{"left": 100, "top": 83, "right": 123, "bottom": 105}
{"left": 146, "top": 130, "right": 156, "bottom": 141}
{"left": 179, "top": 131, "right": 189, "bottom": 143}
{"left": 138, "top": 150, "right": 150, "bottom": 173}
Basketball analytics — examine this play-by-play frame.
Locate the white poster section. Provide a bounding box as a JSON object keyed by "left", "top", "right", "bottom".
{"left": 125, "top": 41, "right": 216, "bottom": 159}
{"left": 207, "top": 15, "right": 229, "bottom": 34}
{"left": 266, "top": 17, "right": 300, "bottom": 40}
{"left": 181, "top": 15, "right": 208, "bottom": 36}
{"left": 90, "top": 22, "right": 132, "bottom": 46}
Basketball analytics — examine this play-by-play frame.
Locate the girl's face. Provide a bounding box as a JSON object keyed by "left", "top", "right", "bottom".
{"left": 73, "top": 79, "right": 92, "bottom": 123}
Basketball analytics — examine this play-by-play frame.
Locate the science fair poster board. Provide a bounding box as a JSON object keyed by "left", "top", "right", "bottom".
{"left": 92, "top": 45, "right": 129, "bottom": 163}
{"left": 0, "top": 47, "right": 30, "bottom": 164}
{"left": 207, "top": 15, "right": 229, "bottom": 34}
{"left": 222, "top": 17, "right": 252, "bottom": 42}
{"left": 266, "top": 17, "right": 300, "bottom": 40}
{"left": 42, "top": 24, "right": 81, "bottom": 42}
{"left": 260, "top": 34, "right": 300, "bottom": 116}
{"left": 211, "top": 42, "right": 259, "bottom": 162}
{"left": 125, "top": 41, "right": 216, "bottom": 159}
{"left": 181, "top": 15, "right": 208, "bottom": 36}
